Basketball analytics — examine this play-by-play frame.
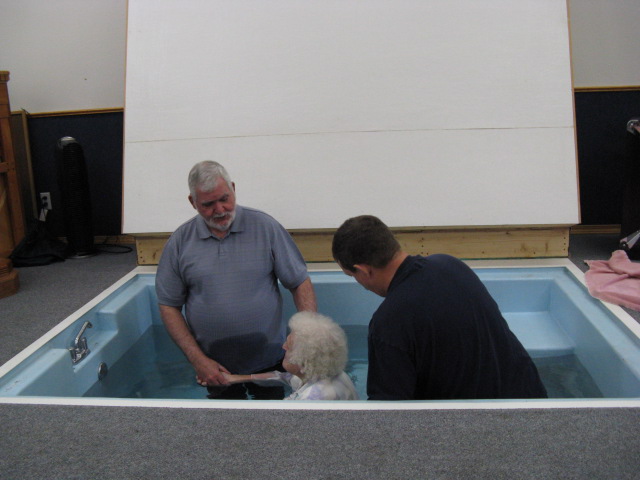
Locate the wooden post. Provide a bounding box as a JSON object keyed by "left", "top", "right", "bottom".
{"left": 0, "top": 71, "right": 23, "bottom": 298}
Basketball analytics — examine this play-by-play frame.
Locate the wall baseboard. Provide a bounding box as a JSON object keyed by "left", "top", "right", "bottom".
{"left": 131, "top": 225, "right": 571, "bottom": 266}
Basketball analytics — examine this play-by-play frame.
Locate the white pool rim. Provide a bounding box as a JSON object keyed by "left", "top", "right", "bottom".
{"left": 1, "top": 259, "right": 639, "bottom": 410}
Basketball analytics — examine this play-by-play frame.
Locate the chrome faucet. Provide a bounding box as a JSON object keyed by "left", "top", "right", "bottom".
{"left": 69, "top": 321, "right": 92, "bottom": 364}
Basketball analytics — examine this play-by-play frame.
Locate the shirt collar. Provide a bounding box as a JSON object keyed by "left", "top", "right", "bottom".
{"left": 388, "top": 255, "right": 418, "bottom": 293}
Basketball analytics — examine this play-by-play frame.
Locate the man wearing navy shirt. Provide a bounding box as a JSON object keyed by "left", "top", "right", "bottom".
{"left": 332, "top": 215, "right": 547, "bottom": 400}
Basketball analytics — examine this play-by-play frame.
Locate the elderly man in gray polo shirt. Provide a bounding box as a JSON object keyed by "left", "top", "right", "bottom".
{"left": 156, "top": 161, "right": 317, "bottom": 399}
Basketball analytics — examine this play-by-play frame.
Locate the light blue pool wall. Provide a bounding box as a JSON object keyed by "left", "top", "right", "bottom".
{"left": 482, "top": 268, "right": 640, "bottom": 398}
{"left": 0, "top": 275, "right": 159, "bottom": 397}
{"left": 2, "top": 266, "right": 640, "bottom": 399}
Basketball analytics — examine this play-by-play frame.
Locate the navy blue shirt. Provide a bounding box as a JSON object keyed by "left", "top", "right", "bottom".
{"left": 367, "top": 254, "right": 547, "bottom": 400}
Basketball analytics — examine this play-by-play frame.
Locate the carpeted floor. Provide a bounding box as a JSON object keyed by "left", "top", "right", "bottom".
{"left": 0, "top": 234, "right": 638, "bottom": 479}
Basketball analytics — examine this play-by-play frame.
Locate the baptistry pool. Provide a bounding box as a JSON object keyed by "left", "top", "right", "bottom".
{"left": 1, "top": 259, "right": 640, "bottom": 410}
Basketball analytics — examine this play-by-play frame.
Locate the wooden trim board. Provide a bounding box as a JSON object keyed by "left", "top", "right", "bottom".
{"left": 570, "top": 224, "right": 620, "bottom": 235}
{"left": 19, "top": 107, "right": 124, "bottom": 118}
{"left": 574, "top": 86, "right": 640, "bottom": 93}
{"left": 132, "top": 225, "right": 571, "bottom": 266}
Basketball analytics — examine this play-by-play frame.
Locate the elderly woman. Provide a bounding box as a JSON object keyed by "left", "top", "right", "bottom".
{"left": 223, "top": 311, "right": 359, "bottom": 400}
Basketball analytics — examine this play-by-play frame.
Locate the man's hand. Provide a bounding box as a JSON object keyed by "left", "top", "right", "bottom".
{"left": 160, "top": 305, "right": 232, "bottom": 387}
{"left": 194, "top": 358, "right": 231, "bottom": 387}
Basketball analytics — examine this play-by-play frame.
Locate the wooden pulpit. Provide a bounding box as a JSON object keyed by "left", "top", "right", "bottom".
{"left": 0, "top": 71, "right": 24, "bottom": 298}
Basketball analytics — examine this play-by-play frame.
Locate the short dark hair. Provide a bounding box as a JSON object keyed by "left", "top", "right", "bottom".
{"left": 332, "top": 215, "right": 401, "bottom": 272}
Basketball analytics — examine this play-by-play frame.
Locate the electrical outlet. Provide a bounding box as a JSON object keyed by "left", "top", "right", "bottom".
{"left": 40, "top": 192, "right": 52, "bottom": 210}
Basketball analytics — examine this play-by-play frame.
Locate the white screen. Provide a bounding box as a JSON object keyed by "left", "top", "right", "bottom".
{"left": 123, "top": 0, "right": 579, "bottom": 233}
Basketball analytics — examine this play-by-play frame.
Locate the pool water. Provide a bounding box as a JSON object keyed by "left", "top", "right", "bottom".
{"left": 83, "top": 324, "right": 602, "bottom": 400}
{"left": 85, "top": 325, "right": 200, "bottom": 399}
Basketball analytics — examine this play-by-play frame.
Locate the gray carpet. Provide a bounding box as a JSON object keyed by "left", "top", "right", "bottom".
{"left": 0, "top": 235, "right": 638, "bottom": 479}
{"left": 0, "top": 405, "right": 638, "bottom": 480}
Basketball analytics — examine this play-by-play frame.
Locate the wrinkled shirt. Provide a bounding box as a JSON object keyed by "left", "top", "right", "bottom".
{"left": 156, "top": 205, "right": 309, "bottom": 373}
{"left": 368, "top": 254, "right": 547, "bottom": 400}
{"left": 253, "top": 371, "right": 359, "bottom": 400}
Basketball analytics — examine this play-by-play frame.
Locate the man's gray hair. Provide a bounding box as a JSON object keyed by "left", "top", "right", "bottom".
{"left": 287, "top": 311, "right": 348, "bottom": 382}
{"left": 188, "top": 161, "right": 233, "bottom": 200}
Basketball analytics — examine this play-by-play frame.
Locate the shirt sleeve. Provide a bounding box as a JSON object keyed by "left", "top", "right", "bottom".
{"left": 155, "top": 233, "right": 187, "bottom": 307}
{"left": 268, "top": 219, "right": 309, "bottom": 290}
{"left": 250, "top": 371, "right": 295, "bottom": 387}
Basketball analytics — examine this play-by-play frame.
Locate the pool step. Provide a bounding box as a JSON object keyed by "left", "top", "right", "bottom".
{"left": 503, "top": 311, "right": 574, "bottom": 358}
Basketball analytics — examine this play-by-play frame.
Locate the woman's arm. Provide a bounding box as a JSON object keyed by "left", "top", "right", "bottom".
{"left": 222, "top": 372, "right": 281, "bottom": 384}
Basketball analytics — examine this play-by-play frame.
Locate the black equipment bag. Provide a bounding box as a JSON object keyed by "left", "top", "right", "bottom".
{"left": 9, "top": 217, "right": 70, "bottom": 267}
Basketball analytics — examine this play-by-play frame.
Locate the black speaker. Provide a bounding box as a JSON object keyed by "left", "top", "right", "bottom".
{"left": 56, "top": 137, "right": 96, "bottom": 258}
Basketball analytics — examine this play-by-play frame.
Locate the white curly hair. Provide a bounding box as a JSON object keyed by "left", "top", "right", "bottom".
{"left": 286, "top": 312, "right": 348, "bottom": 382}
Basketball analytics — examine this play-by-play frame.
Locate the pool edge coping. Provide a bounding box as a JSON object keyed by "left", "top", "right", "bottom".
{"left": 1, "top": 396, "right": 639, "bottom": 410}
{"left": 1, "top": 259, "right": 639, "bottom": 411}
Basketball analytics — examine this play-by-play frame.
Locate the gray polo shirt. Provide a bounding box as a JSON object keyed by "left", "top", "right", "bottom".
{"left": 156, "top": 205, "right": 309, "bottom": 373}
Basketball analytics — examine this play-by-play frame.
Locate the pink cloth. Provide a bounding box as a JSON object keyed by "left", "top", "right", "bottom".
{"left": 585, "top": 250, "right": 640, "bottom": 311}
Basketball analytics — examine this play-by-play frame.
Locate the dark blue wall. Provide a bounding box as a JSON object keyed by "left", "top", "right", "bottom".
{"left": 574, "top": 90, "right": 640, "bottom": 227}
{"left": 27, "top": 112, "right": 123, "bottom": 237}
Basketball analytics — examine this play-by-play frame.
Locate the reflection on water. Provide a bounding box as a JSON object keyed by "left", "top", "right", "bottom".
{"left": 533, "top": 355, "right": 603, "bottom": 399}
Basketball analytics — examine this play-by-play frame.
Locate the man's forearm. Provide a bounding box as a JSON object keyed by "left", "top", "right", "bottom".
{"left": 159, "top": 304, "right": 207, "bottom": 365}
{"left": 290, "top": 277, "right": 317, "bottom": 312}
{"left": 159, "top": 304, "right": 230, "bottom": 386}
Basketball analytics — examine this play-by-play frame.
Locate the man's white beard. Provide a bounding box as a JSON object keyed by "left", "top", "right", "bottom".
{"left": 205, "top": 210, "right": 236, "bottom": 232}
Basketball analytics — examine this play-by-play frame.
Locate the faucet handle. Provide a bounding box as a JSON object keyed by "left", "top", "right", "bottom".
{"left": 69, "top": 321, "right": 92, "bottom": 364}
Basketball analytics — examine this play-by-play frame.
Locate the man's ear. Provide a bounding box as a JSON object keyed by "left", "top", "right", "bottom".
{"left": 353, "top": 264, "right": 373, "bottom": 278}
{"left": 188, "top": 194, "right": 196, "bottom": 209}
